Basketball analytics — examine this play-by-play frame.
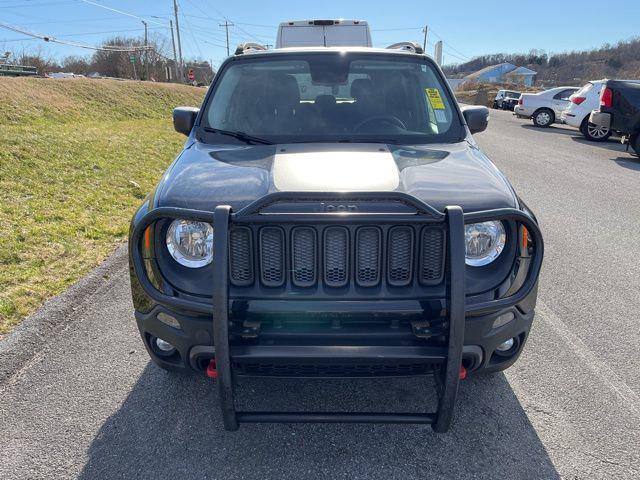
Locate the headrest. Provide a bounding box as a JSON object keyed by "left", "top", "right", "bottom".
{"left": 314, "top": 94, "right": 336, "bottom": 109}
{"left": 350, "top": 78, "right": 374, "bottom": 101}
{"left": 266, "top": 73, "right": 300, "bottom": 108}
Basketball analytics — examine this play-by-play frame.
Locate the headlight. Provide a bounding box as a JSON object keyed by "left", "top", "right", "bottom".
{"left": 166, "top": 219, "right": 214, "bottom": 268}
{"left": 464, "top": 221, "right": 506, "bottom": 266}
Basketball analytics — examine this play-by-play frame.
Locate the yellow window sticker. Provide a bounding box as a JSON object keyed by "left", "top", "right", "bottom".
{"left": 425, "top": 88, "right": 446, "bottom": 110}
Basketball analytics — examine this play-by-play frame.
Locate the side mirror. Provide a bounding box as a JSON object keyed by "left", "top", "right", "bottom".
{"left": 173, "top": 107, "right": 200, "bottom": 136}
{"left": 461, "top": 105, "right": 489, "bottom": 134}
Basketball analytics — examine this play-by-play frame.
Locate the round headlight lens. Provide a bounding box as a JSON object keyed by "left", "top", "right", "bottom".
{"left": 465, "top": 221, "right": 506, "bottom": 266}
{"left": 166, "top": 219, "right": 214, "bottom": 268}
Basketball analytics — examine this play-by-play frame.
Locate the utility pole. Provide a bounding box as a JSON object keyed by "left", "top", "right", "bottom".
{"left": 173, "top": 0, "right": 184, "bottom": 81}
{"left": 422, "top": 25, "right": 428, "bottom": 52}
{"left": 142, "top": 20, "right": 149, "bottom": 81}
{"left": 219, "top": 20, "right": 234, "bottom": 56}
{"left": 170, "top": 19, "right": 179, "bottom": 82}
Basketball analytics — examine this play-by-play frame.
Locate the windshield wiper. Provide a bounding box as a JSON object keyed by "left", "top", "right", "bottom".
{"left": 202, "top": 127, "right": 274, "bottom": 145}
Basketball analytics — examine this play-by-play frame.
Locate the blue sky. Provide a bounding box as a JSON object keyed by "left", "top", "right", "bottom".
{"left": 1, "top": 0, "right": 639, "bottom": 68}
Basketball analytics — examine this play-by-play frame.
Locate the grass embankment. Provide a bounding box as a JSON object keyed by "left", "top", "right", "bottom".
{"left": 0, "top": 78, "right": 205, "bottom": 333}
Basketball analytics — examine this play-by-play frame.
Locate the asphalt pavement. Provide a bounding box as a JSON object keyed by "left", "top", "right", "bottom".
{"left": 1, "top": 109, "right": 639, "bottom": 479}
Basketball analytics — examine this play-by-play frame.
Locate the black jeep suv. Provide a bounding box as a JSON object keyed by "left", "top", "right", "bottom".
{"left": 129, "top": 45, "right": 543, "bottom": 433}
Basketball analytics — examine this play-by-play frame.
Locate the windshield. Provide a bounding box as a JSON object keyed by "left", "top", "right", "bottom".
{"left": 201, "top": 53, "right": 463, "bottom": 144}
{"left": 505, "top": 91, "right": 520, "bottom": 99}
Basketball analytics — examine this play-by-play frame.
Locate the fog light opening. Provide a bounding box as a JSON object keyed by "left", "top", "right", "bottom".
{"left": 151, "top": 336, "right": 177, "bottom": 357}
{"left": 496, "top": 338, "right": 514, "bottom": 352}
{"left": 494, "top": 336, "right": 520, "bottom": 358}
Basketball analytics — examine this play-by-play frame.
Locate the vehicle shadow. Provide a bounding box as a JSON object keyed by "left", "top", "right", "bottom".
{"left": 519, "top": 124, "right": 580, "bottom": 136}
{"left": 569, "top": 135, "right": 626, "bottom": 152}
{"left": 612, "top": 156, "right": 640, "bottom": 171}
{"left": 77, "top": 363, "right": 560, "bottom": 480}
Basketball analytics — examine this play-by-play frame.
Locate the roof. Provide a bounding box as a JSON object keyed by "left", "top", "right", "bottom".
{"left": 464, "top": 62, "right": 516, "bottom": 79}
{"left": 506, "top": 66, "right": 537, "bottom": 76}
{"left": 278, "top": 19, "right": 369, "bottom": 27}
{"left": 236, "top": 46, "right": 430, "bottom": 58}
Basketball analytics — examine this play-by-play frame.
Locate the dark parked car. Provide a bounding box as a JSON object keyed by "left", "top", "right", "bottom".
{"left": 589, "top": 79, "right": 640, "bottom": 155}
{"left": 128, "top": 44, "right": 543, "bottom": 433}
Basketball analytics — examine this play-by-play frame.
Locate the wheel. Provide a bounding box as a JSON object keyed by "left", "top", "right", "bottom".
{"left": 580, "top": 117, "right": 611, "bottom": 142}
{"left": 492, "top": 101, "right": 498, "bottom": 109}
{"left": 532, "top": 108, "right": 554, "bottom": 127}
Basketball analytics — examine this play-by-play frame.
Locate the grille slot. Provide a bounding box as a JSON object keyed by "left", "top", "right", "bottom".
{"left": 356, "top": 227, "right": 381, "bottom": 287}
{"left": 323, "top": 227, "right": 349, "bottom": 287}
{"left": 388, "top": 226, "right": 414, "bottom": 287}
{"left": 291, "top": 227, "right": 316, "bottom": 287}
{"left": 259, "top": 227, "right": 285, "bottom": 287}
{"left": 229, "top": 227, "right": 253, "bottom": 286}
{"left": 419, "top": 227, "right": 445, "bottom": 285}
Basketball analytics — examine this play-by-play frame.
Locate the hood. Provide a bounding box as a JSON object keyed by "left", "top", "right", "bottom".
{"left": 157, "top": 141, "right": 518, "bottom": 213}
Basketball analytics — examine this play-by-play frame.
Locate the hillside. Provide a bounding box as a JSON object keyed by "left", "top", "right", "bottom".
{"left": 0, "top": 78, "right": 205, "bottom": 333}
{"left": 444, "top": 37, "right": 640, "bottom": 86}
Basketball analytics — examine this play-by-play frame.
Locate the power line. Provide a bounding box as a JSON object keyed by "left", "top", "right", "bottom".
{"left": 17, "top": 16, "right": 140, "bottom": 26}
{"left": 371, "top": 27, "right": 422, "bottom": 31}
{"left": 0, "top": 25, "right": 164, "bottom": 42}
{"left": 428, "top": 28, "right": 471, "bottom": 60}
{"left": 0, "top": 21, "right": 151, "bottom": 51}
{"left": 75, "top": 0, "right": 165, "bottom": 27}
{"left": 200, "top": 0, "right": 263, "bottom": 44}
{"left": 0, "top": 1, "right": 74, "bottom": 8}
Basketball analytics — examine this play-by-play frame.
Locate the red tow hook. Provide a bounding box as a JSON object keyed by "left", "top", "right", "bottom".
{"left": 459, "top": 365, "right": 467, "bottom": 380}
{"left": 206, "top": 359, "right": 218, "bottom": 379}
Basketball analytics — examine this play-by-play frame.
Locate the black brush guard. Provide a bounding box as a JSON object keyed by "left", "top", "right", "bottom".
{"left": 130, "top": 192, "right": 543, "bottom": 433}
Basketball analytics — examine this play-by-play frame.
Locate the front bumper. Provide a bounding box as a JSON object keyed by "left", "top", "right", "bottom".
{"left": 129, "top": 192, "right": 543, "bottom": 431}
{"left": 136, "top": 298, "right": 536, "bottom": 376}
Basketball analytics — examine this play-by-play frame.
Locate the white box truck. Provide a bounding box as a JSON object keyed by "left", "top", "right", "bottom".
{"left": 276, "top": 20, "right": 372, "bottom": 48}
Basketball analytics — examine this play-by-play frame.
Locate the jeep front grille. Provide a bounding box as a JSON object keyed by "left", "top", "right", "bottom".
{"left": 229, "top": 224, "right": 445, "bottom": 289}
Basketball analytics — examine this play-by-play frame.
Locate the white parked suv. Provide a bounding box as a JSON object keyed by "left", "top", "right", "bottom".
{"left": 514, "top": 86, "right": 578, "bottom": 127}
{"left": 560, "top": 80, "right": 611, "bottom": 141}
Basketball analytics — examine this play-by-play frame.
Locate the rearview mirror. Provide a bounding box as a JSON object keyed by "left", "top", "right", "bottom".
{"left": 461, "top": 105, "right": 489, "bottom": 134}
{"left": 173, "top": 107, "right": 200, "bottom": 136}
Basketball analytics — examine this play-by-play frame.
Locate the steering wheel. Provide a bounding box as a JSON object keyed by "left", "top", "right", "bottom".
{"left": 354, "top": 115, "right": 407, "bottom": 133}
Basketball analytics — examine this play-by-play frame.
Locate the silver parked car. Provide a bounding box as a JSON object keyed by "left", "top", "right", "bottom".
{"left": 514, "top": 86, "right": 579, "bottom": 127}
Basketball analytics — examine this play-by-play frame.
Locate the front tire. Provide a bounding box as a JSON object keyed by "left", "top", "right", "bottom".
{"left": 532, "top": 108, "right": 554, "bottom": 127}
{"left": 580, "top": 117, "right": 611, "bottom": 142}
